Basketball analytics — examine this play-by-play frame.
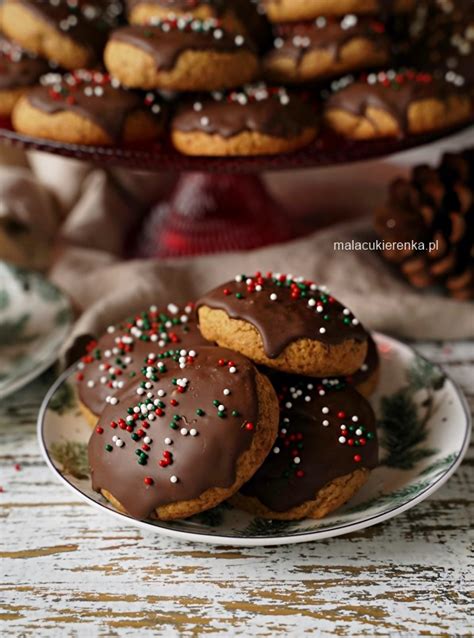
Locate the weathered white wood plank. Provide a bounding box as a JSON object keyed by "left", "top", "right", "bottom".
{"left": 0, "top": 341, "right": 473, "bottom": 637}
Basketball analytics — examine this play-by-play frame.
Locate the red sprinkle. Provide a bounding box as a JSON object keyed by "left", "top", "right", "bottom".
{"left": 144, "top": 477, "right": 154, "bottom": 486}
{"left": 354, "top": 454, "right": 362, "bottom": 462}
{"left": 96, "top": 426, "right": 104, "bottom": 434}
{"left": 245, "top": 422, "right": 254, "bottom": 431}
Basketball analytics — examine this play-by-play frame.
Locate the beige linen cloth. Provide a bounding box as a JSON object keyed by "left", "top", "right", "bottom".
{"left": 0, "top": 146, "right": 472, "bottom": 363}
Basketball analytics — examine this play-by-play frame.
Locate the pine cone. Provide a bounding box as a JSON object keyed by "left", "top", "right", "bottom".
{"left": 375, "top": 149, "right": 474, "bottom": 300}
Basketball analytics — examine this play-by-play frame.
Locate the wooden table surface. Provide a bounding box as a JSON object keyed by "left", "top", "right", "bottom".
{"left": 1, "top": 341, "right": 472, "bottom": 637}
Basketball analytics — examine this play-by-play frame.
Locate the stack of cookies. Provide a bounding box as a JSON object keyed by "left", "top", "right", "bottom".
{"left": 79, "top": 273, "right": 380, "bottom": 522}
{"left": 0, "top": 0, "right": 472, "bottom": 153}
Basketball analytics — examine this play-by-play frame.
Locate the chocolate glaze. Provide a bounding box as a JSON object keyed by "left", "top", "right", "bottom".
{"left": 27, "top": 70, "right": 163, "bottom": 141}
{"left": 267, "top": 16, "right": 389, "bottom": 68}
{"left": 326, "top": 70, "right": 466, "bottom": 132}
{"left": 77, "top": 302, "right": 209, "bottom": 416}
{"left": 346, "top": 333, "right": 379, "bottom": 387}
{"left": 110, "top": 21, "right": 254, "bottom": 71}
{"left": 0, "top": 35, "right": 49, "bottom": 90}
{"left": 126, "top": 0, "right": 228, "bottom": 11}
{"left": 240, "top": 375, "right": 378, "bottom": 512}
{"left": 88, "top": 346, "right": 261, "bottom": 519}
{"left": 173, "top": 86, "right": 316, "bottom": 139}
{"left": 197, "top": 273, "right": 367, "bottom": 359}
{"left": 17, "top": 0, "right": 123, "bottom": 62}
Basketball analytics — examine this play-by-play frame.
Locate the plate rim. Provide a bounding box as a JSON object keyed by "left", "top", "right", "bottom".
{"left": 0, "top": 263, "right": 73, "bottom": 400}
{"left": 37, "top": 333, "right": 472, "bottom": 546}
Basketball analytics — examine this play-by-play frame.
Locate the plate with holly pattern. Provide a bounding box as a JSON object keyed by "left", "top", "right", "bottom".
{"left": 37, "top": 333, "right": 471, "bottom": 546}
{"left": 0, "top": 262, "right": 73, "bottom": 400}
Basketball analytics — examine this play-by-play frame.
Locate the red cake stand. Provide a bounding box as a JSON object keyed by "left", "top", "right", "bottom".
{"left": 1, "top": 119, "right": 473, "bottom": 257}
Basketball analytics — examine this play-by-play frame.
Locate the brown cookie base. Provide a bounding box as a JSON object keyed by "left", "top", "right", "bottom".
{"left": 79, "top": 399, "right": 99, "bottom": 429}
{"left": 12, "top": 97, "right": 163, "bottom": 145}
{"left": 2, "top": 2, "right": 92, "bottom": 69}
{"left": 263, "top": 0, "right": 414, "bottom": 22}
{"left": 104, "top": 40, "right": 259, "bottom": 91}
{"left": 98, "top": 371, "right": 280, "bottom": 521}
{"left": 324, "top": 95, "right": 471, "bottom": 139}
{"left": 0, "top": 86, "right": 28, "bottom": 117}
{"left": 171, "top": 127, "right": 317, "bottom": 156}
{"left": 232, "top": 468, "right": 370, "bottom": 520}
{"left": 265, "top": 37, "right": 389, "bottom": 84}
{"left": 198, "top": 306, "right": 367, "bottom": 377}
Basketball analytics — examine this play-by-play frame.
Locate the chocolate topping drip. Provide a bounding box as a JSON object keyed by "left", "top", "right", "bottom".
{"left": 173, "top": 85, "right": 316, "bottom": 139}
{"left": 326, "top": 69, "right": 464, "bottom": 131}
{"left": 240, "top": 376, "right": 378, "bottom": 512}
{"left": 346, "top": 334, "right": 379, "bottom": 387}
{"left": 268, "top": 16, "right": 389, "bottom": 67}
{"left": 110, "top": 20, "right": 253, "bottom": 71}
{"left": 77, "top": 302, "right": 209, "bottom": 416}
{"left": 88, "top": 346, "right": 260, "bottom": 519}
{"left": 197, "top": 273, "right": 367, "bottom": 359}
{"left": 0, "top": 34, "right": 49, "bottom": 90}
{"left": 27, "top": 70, "right": 162, "bottom": 141}
{"left": 18, "top": 0, "right": 123, "bottom": 60}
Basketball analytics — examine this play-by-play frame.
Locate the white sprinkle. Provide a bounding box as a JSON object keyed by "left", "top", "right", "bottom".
{"left": 322, "top": 419, "right": 329, "bottom": 426}
{"left": 223, "top": 388, "right": 230, "bottom": 396}
{"left": 180, "top": 428, "right": 188, "bottom": 436}
{"left": 234, "top": 34, "right": 244, "bottom": 46}
{"left": 343, "top": 308, "right": 350, "bottom": 315}
{"left": 270, "top": 293, "right": 278, "bottom": 301}
{"left": 193, "top": 101, "right": 203, "bottom": 111}
{"left": 352, "top": 318, "right": 359, "bottom": 326}
{"left": 109, "top": 397, "right": 118, "bottom": 405}
{"left": 170, "top": 475, "right": 178, "bottom": 483}
{"left": 157, "top": 390, "right": 166, "bottom": 397}
{"left": 167, "top": 303, "right": 179, "bottom": 314}
{"left": 229, "top": 366, "right": 237, "bottom": 374}
{"left": 339, "top": 436, "right": 346, "bottom": 444}
{"left": 304, "top": 396, "right": 311, "bottom": 402}
{"left": 273, "top": 447, "right": 280, "bottom": 454}
{"left": 294, "top": 457, "right": 301, "bottom": 464}
{"left": 144, "top": 436, "right": 151, "bottom": 444}
{"left": 352, "top": 416, "right": 359, "bottom": 422}
{"left": 285, "top": 402, "right": 292, "bottom": 409}
{"left": 112, "top": 435, "right": 118, "bottom": 442}
{"left": 319, "top": 327, "right": 326, "bottom": 334}
{"left": 355, "top": 429, "right": 362, "bottom": 436}
{"left": 164, "top": 437, "right": 172, "bottom": 445}
{"left": 190, "top": 429, "right": 198, "bottom": 436}
{"left": 322, "top": 407, "right": 329, "bottom": 414}
{"left": 308, "top": 298, "right": 316, "bottom": 307}
{"left": 87, "top": 380, "right": 95, "bottom": 388}
{"left": 116, "top": 439, "right": 124, "bottom": 448}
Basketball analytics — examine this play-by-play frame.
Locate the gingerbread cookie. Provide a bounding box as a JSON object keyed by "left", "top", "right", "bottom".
{"left": 88, "top": 346, "right": 280, "bottom": 520}
{"left": 197, "top": 273, "right": 368, "bottom": 377}
{"left": 2, "top": 0, "right": 123, "bottom": 70}
{"left": 104, "top": 17, "right": 259, "bottom": 91}
{"left": 261, "top": 0, "right": 415, "bottom": 23}
{"left": 233, "top": 375, "right": 378, "bottom": 520}
{"left": 323, "top": 69, "right": 472, "bottom": 139}
{"left": 171, "top": 84, "right": 318, "bottom": 156}
{"left": 264, "top": 16, "right": 390, "bottom": 84}
{"left": 77, "top": 302, "right": 209, "bottom": 425}
{"left": 345, "top": 333, "right": 380, "bottom": 397}
{"left": 12, "top": 70, "right": 164, "bottom": 145}
{"left": 0, "top": 34, "right": 50, "bottom": 117}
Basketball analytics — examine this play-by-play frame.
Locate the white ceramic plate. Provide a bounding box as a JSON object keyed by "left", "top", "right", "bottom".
{"left": 38, "top": 333, "right": 471, "bottom": 546}
{"left": 0, "top": 262, "right": 73, "bottom": 400}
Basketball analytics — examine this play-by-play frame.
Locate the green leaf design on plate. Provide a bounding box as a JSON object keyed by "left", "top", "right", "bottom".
{"left": 378, "top": 355, "right": 444, "bottom": 470}
{"left": 419, "top": 452, "right": 458, "bottom": 477}
{"left": 50, "top": 441, "right": 89, "bottom": 480}
{"left": 55, "top": 307, "right": 72, "bottom": 326}
{"left": 34, "top": 276, "right": 62, "bottom": 302}
{"left": 49, "top": 381, "right": 76, "bottom": 415}
{"left": 240, "top": 517, "right": 302, "bottom": 537}
{"left": 0, "top": 313, "right": 35, "bottom": 346}
{"left": 0, "top": 290, "right": 9, "bottom": 311}
{"left": 191, "top": 502, "right": 232, "bottom": 528}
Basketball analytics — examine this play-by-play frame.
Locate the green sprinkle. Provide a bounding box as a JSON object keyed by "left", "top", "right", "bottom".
{"left": 105, "top": 444, "right": 113, "bottom": 452}
{"left": 196, "top": 409, "right": 205, "bottom": 416}
{"left": 231, "top": 410, "right": 239, "bottom": 417}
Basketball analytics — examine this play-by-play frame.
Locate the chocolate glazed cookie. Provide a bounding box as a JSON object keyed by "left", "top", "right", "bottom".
{"left": 264, "top": 16, "right": 390, "bottom": 84}
{"left": 0, "top": 34, "right": 50, "bottom": 116}
{"left": 2, "top": 0, "right": 123, "bottom": 70}
{"left": 104, "top": 17, "right": 259, "bottom": 91}
{"left": 76, "top": 302, "right": 209, "bottom": 424}
{"left": 88, "top": 346, "right": 280, "bottom": 520}
{"left": 12, "top": 70, "right": 164, "bottom": 145}
{"left": 171, "top": 84, "right": 318, "bottom": 156}
{"left": 197, "top": 273, "right": 368, "bottom": 377}
{"left": 233, "top": 376, "right": 378, "bottom": 520}
{"left": 324, "top": 69, "right": 472, "bottom": 139}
